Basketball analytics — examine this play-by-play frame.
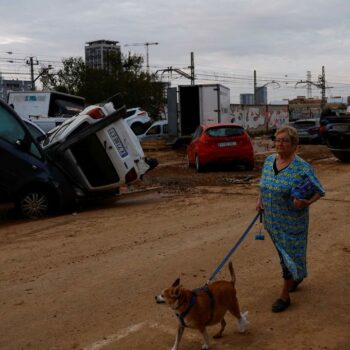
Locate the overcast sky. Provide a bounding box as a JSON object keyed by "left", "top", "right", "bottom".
{"left": 1, "top": 0, "right": 350, "bottom": 103}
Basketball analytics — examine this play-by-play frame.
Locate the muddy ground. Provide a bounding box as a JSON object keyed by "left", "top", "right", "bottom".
{"left": 0, "top": 141, "right": 349, "bottom": 350}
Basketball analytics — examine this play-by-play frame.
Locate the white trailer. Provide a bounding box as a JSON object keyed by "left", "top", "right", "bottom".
{"left": 7, "top": 91, "right": 85, "bottom": 132}
{"left": 178, "top": 84, "right": 231, "bottom": 135}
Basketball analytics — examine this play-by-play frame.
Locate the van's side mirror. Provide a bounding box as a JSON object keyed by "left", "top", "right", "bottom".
{"left": 15, "top": 137, "right": 31, "bottom": 151}
{"left": 36, "top": 134, "right": 46, "bottom": 143}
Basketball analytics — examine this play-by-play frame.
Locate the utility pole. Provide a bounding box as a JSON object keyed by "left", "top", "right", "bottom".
{"left": 124, "top": 42, "right": 159, "bottom": 73}
{"left": 253, "top": 70, "right": 280, "bottom": 104}
{"left": 307, "top": 71, "right": 312, "bottom": 98}
{"left": 254, "top": 70, "right": 257, "bottom": 104}
{"left": 190, "top": 52, "right": 195, "bottom": 85}
{"left": 295, "top": 65, "right": 330, "bottom": 111}
{"left": 26, "top": 56, "right": 39, "bottom": 90}
{"left": 320, "top": 66, "right": 326, "bottom": 110}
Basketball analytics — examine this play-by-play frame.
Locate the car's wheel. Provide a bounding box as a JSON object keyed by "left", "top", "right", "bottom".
{"left": 187, "top": 154, "right": 193, "bottom": 168}
{"left": 245, "top": 160, "right": 255, "bottom": 171}
{"left": 131, "top": 122, "right": 145, "bottom": 135}
{"left": 195, "top": 155, "right": 203, "bottom": 172}
{"left": 331, "top": 150, "right": 350, "bottom": 162}
{"left": 16, "top": 188, "right": 56, "bottom": 219}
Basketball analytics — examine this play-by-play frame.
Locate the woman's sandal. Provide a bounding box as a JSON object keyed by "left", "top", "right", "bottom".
{"left": 272, "top": 298, "right": 291, "bottom": 313}
{"left": 288, "top": 279, "right": 304, "bottom": 292}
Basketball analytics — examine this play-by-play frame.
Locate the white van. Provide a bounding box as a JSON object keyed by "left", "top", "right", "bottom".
{"left": 43, "top": 94, "right": 155, "bottom": 193}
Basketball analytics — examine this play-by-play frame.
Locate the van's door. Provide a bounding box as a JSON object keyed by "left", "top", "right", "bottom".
{"left": 0, "top": 102, "right": 49, "bottom": 201}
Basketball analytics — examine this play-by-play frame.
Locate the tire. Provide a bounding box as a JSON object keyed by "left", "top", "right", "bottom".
{"left": 131, "top": 122, "right": 145, "bottom": 135}
{"left": 331, "top": 150, "right": 350, "bottom": 162}
{"left": 195, "top": 155, "right": 203, "bottom": 172}
{"left": 16, "top": 188, "right": 55, "bottom": 219}
{"left": 187, "top": 154, "right": 193, "bottom": 168}
{"left": 245, "top": 160, "right": 255, "bottom": 171}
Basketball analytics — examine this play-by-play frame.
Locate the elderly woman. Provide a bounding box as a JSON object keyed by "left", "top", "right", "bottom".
{"left": 256, "top": 126, "right": 325, "bottom": 312}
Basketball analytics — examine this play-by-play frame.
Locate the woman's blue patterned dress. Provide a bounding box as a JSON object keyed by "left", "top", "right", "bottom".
{"left": 259, "top": 154, "right": 325, "bottom": 280}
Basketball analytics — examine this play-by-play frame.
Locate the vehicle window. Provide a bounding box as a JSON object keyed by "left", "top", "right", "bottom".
{"left": 0, "top": 105, "right": 26, "bottom": 144}
{"left": 163, "top": 124, "right": 168, "bottom": 134}
{"left": 125, "top": 110, "right": 135, "bottom": 118}
{"left": 43, "top": 119, "right": 75, "bottom": 146}
{"left": 146, "top": 125, "right": 161, "bottom": 135}
{"left": 25, "top": 122, "right": 44, "bottom": 140}
{"left": 0, "top": 104, "right": 42, "bottom": 158}
{"left": 207, "top": 126, "right": 244, "bottom": 137}
{"left": 192, "top": 126, "right": 203, "bottom": 140}
{"left": 294, "top": 121, "right": 316, "bottom": 128}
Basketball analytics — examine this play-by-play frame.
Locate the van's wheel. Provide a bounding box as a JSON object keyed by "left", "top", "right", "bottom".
{"left": 195, "top": 155, "right": 203, "bottom": 172}
{"left": 16, "top": 188, "right": 55, "bottom": 219}
{"left": 131, "top": 122, "right": 145, "bottom": 135}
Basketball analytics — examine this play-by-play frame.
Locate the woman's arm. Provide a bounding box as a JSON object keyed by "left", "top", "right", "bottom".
{"left": 293, "top": 193, "right": 321, "bottom": 209}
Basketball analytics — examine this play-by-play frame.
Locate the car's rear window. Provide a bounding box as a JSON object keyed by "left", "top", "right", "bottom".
{"left": 207, "top": 126, "right": 244, "bottom": 137}
{"left": 294, "top": 121, "right": 316, "bottom": 128}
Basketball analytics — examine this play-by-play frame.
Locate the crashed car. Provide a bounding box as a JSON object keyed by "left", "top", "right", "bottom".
{"left": 0, "top": 94, "right": 157, "bottom": 219}
{"left": 322, "top": 116, "right": 350, "bottom": 162}
{"left": 43, "top": 94, "right": 155, "bottom": 192}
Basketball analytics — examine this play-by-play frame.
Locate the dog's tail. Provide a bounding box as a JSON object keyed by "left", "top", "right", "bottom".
{"left": 228, "top": 261, "right": 236, "bottom": 285}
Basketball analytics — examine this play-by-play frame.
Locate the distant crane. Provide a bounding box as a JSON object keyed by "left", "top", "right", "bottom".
{"left": 124, "top": 42, "right": 159, "bottom": 72}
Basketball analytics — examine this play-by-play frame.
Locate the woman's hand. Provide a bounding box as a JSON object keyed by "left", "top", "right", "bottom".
{"left": 293, "top": 198, "right": 310, "bottom": 209}
{"left": 256, "top": 197, "right": 264, "bottom": 212}
{"left": 293, "top": 193, "right": 321, "bottom": 209}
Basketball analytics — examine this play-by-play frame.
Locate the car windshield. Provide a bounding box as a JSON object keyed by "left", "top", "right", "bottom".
{"left": 42, "top": 119, "right": 75, "bottom": 146}
{"left": 24, "top": 122, "right": 45, "bottom": 140}
{"left": 207, "top": 126, "right": 244, "bottom": 137}
{"left": 294, "top": 121, "right": 316, "bottom": 129}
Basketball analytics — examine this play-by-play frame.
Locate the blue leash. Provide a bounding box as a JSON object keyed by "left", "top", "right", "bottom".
{"left": 207, "top": 212, "right": 261, "bottom": 283}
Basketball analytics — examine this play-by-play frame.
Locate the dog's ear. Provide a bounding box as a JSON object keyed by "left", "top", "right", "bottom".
{"left": 173, "top": 285, "right": 182, "bottom": 298}
{"left": 172, "top": 278, "right": 180, "bottom": 287}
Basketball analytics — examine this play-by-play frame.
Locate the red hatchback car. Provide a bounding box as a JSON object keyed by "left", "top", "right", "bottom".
{"left": 187, "top": 123, "right": 255, "bottom": 172}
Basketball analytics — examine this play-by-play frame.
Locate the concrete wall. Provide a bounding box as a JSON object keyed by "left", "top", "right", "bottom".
{"left": 230, "top": 104, "right": 289, "bottom": 132}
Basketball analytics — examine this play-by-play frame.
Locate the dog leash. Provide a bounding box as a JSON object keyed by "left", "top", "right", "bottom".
{"left": 207, "top": 212, "right": 262, "bottom": 284}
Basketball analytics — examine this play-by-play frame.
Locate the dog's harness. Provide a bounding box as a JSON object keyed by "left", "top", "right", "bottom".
{"left": 176, "top": 285, "right": 215, "bottom": 327}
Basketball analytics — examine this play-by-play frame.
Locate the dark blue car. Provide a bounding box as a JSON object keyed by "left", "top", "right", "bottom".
{"left": 0, "top": 99, "right": 77, "bottom": 218}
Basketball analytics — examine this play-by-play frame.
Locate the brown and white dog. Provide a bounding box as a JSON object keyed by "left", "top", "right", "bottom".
{"left": 155, "top": 262, "right": 248, "bottom": 350}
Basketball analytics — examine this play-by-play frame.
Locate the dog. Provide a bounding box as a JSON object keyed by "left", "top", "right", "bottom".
{"left": 155, "top": 262, "right": 248, "bottom": 350}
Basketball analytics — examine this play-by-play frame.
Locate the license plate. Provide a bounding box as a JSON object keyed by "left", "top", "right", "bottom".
{"left": 218, "top": 141, "right": 236, "bottom": 147}
{"left": 107, "top": 127, "right": 128, "bottom": 158}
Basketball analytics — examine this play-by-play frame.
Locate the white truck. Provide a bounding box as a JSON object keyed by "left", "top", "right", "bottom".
{"left": 7, "top": 91, "right": 85, "bottom": 132}
{"left": 178, "top": 84, "right": 231, "bottom": 136}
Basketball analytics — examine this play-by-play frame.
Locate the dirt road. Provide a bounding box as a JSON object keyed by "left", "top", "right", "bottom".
{"left": 0, "top": 145, "right": 349, "bottom": 350}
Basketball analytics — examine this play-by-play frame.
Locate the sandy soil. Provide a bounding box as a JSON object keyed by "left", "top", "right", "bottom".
{"left": 0, "top": 143, "right": 349, "bottom": 350}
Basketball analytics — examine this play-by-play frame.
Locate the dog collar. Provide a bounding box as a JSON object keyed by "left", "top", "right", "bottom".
{"left": 176, "top": 286, "right": 215, "bottom": 328}
{"left": 177, "top": 292, "right": 197, "bottom": 327}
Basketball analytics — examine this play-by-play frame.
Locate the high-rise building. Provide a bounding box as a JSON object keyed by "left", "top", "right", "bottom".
{"left": 85, "top": 40, "right": 121, "bottom": 70}
{"left": 0, "top": 79, "right": 32, "bottom": 101}
{"left": 255, "top": 86, "right": 267, "bottom": 105}
{"left": 240, "top": 93, "right": 254, "bottom": 105}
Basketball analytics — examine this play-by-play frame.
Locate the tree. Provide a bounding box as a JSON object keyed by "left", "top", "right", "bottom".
{"left": 41, "top": 54, "right": 165, "bottom": 118}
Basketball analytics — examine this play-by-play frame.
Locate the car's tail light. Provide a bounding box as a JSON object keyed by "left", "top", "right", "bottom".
{"left": 137, "top": 111, "right": 147, "bottom": 117}
{"left": 86, "top": 108, "right": 105, "bottom": 119}
{"left": 308, "top": 127, "right": 319, "bottom": 135}
{"left": 235, "top": 134, "right": 250, "bottom": 144}
{"left": 319, "top": 126, "right": 326, "bottom": 135}
{"left": 125, "top": 167, "right": 137, "bottom": 184}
